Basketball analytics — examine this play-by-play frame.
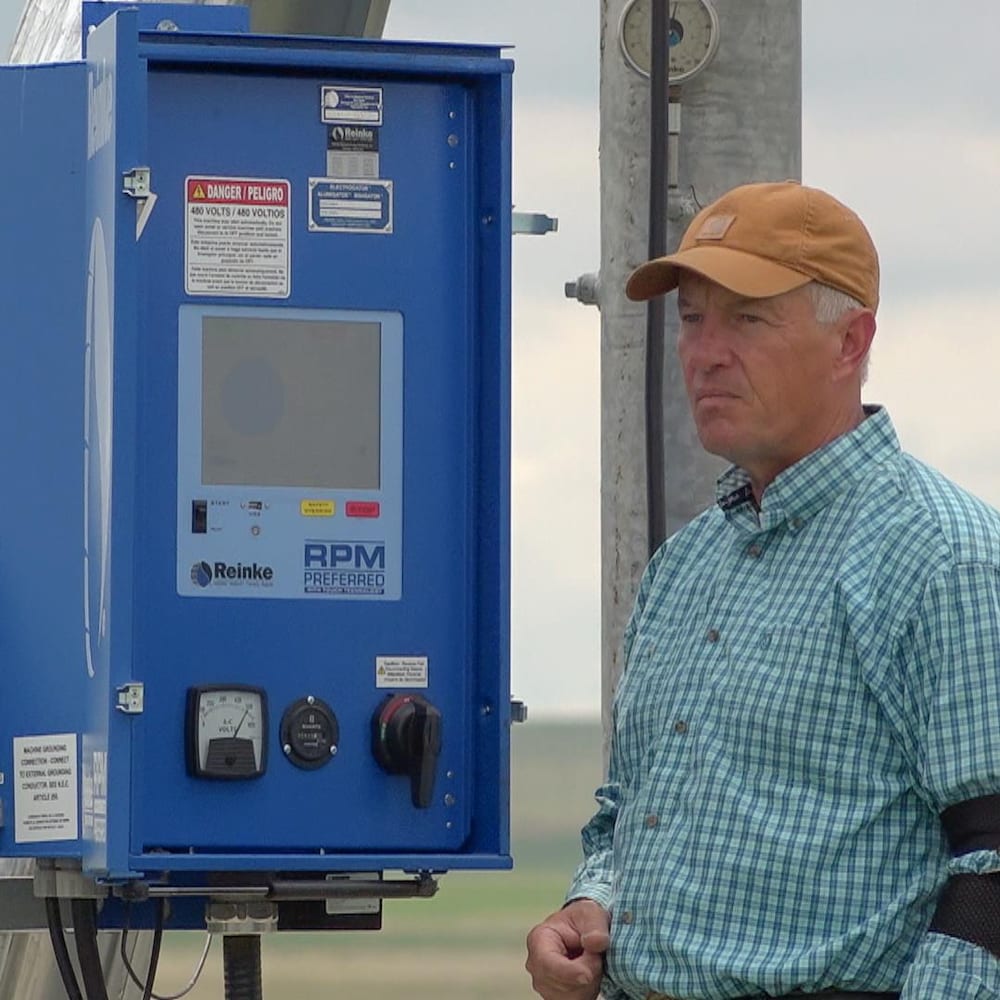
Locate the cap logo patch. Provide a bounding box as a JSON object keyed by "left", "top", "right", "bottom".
{"left": 696, "top": 214, "right": 735, "bottom": 241}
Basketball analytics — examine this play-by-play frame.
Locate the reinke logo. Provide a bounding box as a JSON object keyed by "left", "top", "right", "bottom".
{"left": 191, "top": 561, "right": 275, "bottom": 588}
{"left": 330, "top": 125, "right": 376, "bottom": 143}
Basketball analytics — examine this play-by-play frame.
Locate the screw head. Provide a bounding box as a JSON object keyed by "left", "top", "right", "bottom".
{"left": 282, "top": 744, "right": 292, "bottom": 755}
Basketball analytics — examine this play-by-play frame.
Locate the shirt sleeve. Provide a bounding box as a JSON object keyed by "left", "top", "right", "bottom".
{"left": 564, "top": 544, "right": 670, "bottom": 908}
{"left": 894, "top": 562, "right": 1000, "bottom": 993}
{"left": 895, "top": 561, "right": 1000, "bottom": 816}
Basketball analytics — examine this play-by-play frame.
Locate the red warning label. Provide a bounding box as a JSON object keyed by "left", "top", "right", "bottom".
{"left": 187, "top": 178, "right": 290, "bottom": 207}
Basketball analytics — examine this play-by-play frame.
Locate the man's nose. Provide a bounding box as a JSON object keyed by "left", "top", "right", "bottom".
{"left": 682, "top": 313, "right": 731, "bottom": 369}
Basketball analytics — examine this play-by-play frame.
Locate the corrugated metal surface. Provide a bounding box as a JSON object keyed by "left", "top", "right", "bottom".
{"left": 8, "top": 0, "right": 389, "bottom": 64}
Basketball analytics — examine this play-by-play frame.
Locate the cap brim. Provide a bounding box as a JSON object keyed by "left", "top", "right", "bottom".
{"left": 625, "top": 246, "right": 814, "bottom": 302}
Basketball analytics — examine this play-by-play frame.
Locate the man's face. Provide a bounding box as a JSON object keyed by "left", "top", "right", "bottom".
{"left": 676, "top": 275, "right": 851, "bottom": 480}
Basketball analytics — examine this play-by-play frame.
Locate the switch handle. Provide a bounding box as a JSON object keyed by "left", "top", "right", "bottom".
{"left": 411, "top": 701, "right": 442, "bottom": 809}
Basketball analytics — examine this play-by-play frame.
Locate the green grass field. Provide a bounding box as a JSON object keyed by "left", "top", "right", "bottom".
{"left": 155, "top": 718, "right": 604, "bottom": 999}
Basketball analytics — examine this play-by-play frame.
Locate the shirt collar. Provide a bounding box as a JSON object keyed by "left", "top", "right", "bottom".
{"left": 715, "top": 406, "right": 901, "bottom": 533}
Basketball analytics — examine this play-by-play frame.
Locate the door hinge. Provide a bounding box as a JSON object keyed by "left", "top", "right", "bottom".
{"left": 122, "top": 167, "right": 158, "bottom": 240}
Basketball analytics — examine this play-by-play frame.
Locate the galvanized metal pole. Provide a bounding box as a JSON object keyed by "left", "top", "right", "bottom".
{"left": 575, "top": 0, "right": 801, "bottom": 761}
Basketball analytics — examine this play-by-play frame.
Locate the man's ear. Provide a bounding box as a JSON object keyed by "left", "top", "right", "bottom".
{"left": 833, "top": 310, "right": 876, "bottom": 381}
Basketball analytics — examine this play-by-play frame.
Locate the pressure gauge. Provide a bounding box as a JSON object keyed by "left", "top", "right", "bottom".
{"left": 186, "top": 685, "right": 268, "bottom": 779}
{"left": 619, "top": 0, "right": 721, "bottom": 83}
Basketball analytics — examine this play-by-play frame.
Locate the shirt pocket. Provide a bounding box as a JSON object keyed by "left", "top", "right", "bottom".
{"left": 613, "top": 626, "right": 692, "bottom": 785}
{"left": 714, "top": 623, "right": 856, "bottom": 788}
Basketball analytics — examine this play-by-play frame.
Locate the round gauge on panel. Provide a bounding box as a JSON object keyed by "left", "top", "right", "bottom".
{"left": 619, "top": 0, "right": 721, "bottom": 83}
{"left": 186, "top": 685, "right": 268, "bottom": 779}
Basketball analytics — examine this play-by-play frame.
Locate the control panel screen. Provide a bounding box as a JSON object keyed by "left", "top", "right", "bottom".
{"left": 201, "top": 316, "right": 381, "bottom": 489}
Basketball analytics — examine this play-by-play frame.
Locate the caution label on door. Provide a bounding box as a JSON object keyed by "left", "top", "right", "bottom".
{"left": 185, "top": 176, "right": 291, "bottom": 298}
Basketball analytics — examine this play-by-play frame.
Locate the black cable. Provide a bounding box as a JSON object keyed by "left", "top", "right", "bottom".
{"left": 646, "top": 0, "right": 671, "bottom": 556}
{"left": 142, "top": 901, "right": 165, "bottom": 1000}
{"left": 70, "top": 898, "right": 110, "bottom": 1000}
{"left": 45, "top": 897, "right": 85, "bottom": 1000}
{"left": 223, "top": 935, "right": 263, "bottom": 1000}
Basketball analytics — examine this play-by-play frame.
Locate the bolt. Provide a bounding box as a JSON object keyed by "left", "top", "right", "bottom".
{"left": 447, "top": 134, "right": 459, "bottom": 148}
{"left": 449, "top": 111, "right": 457, "bottom": 119}
{"left": 444, "top": 793, "right": 456, "bottom": 806}
{"left": 307, "top": 695, "right": 315, "bottom": 705}
{"left": 283, "top": 744, "right": 292, "bottom": 755}
{"left": 446, "top": 770, "right": 455, "bottom": 780}
{"left": 481, "top": 703, "right": 493, "bottom": 716}
{"left": 330, "top": 745, "right": 338, "bottom": 756}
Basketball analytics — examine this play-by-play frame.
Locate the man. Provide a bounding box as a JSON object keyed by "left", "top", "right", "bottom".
{"left": 525, "top": 181, "right": 1000, "bottom": 999}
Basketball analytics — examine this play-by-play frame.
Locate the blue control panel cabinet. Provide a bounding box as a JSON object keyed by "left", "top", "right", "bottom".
{"left": 0, "top": 5, "right": 512, "bottom": 881}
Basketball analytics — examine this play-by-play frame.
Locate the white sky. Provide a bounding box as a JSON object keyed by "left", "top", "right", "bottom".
{"left": 4, "top": 1, "right": 1000, "bottom": 718}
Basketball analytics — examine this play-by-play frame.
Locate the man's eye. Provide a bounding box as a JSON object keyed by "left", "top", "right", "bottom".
{"left": 680, "top": 312, "right": 702, "bottom": 323}
{"left": 739, "top": 313, "right": 763, "bottom": 324}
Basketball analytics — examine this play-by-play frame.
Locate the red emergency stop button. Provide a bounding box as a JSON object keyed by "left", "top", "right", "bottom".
{"left": 345, "top": 501, "right": 380, "bottom": 518}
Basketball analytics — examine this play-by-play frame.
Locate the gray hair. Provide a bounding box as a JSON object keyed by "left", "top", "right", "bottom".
{"left": 808, "top": 282, "right": 865, "bottom": 323}
{"left": 808, "top": 282, "right": 871, "bottom": 382}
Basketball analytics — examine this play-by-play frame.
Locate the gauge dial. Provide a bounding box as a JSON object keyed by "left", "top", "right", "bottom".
{"left": 186, "top": 685, "right": 267, "bottom": 779}
{"left": 619, "top": 0, "right": 721, "bottom": 83}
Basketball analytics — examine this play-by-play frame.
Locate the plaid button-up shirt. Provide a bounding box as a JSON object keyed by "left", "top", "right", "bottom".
{"left": 568, "top": 407, "right": 1000, "bottom": 999}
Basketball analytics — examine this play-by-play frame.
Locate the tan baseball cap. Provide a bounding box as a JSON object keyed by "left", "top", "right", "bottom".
{"left": 625, "top": 180, "right": 880, "bottom": 312}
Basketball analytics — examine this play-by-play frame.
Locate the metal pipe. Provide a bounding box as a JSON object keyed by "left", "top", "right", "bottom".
{"left": 645, "top": 0, "right": 670, "bottom": 555}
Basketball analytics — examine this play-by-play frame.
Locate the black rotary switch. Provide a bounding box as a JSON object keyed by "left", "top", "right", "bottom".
{"left": 372, "top": 694, "right": 442, "bottom": 808}
{"left": 280, "top": 696, "right": 339, "bottom": 770}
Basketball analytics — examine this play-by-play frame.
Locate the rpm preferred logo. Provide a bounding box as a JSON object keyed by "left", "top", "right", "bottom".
{"left": 191, "top": 560, "right": 275, "bottom": 589}
{"left": 304, "top": 541, "right": 386, "bottom": 596}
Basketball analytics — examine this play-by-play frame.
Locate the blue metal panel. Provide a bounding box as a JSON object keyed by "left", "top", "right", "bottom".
{"left": 0, "top": 6, "right": 512, "bottom": 880}
{"left": 124, "top": 44, "right": 508, "bottom": 872}
{"left": 81, "top": 9, "right": 149, "bottom": 876}
{"left": 0, "top": 61, "right": 87, "bottom": 858}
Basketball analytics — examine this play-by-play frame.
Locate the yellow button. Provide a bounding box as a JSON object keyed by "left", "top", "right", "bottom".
{"left": 300, "top": 500, "right": 335, "bottom": 517}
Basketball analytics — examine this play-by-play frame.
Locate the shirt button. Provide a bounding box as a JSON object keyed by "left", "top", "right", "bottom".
{"left": 674, "top": 720, "right": 688, "bottom": 734}
{"left": 644, "top": 814, "right": 659, "bottom": 828}
{"left": 790, "top": 517, "right": 804, "bottom": 531}
{"left": 747, "top": 543, "right": 762, "bottom": 558}
{"left": 620, "top": 910, "right": 633, "bottom": 924}
{"left": 706, "top": 628, "right": 720, "bottom": 643}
